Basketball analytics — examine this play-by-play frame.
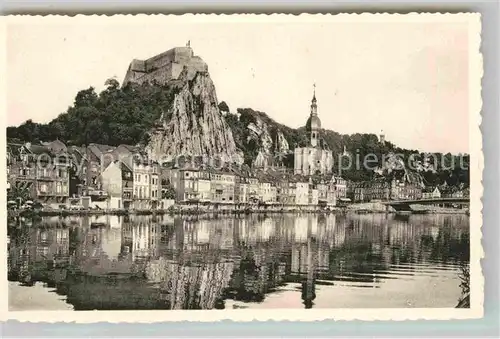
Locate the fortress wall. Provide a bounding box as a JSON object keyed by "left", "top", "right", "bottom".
{"left": 145, "top": 49, "right": 176, "bottom": 72}
{"left": 172, "top": 47, "right": 194, "bottom": 63}
{"left": 170, "top": 63, "right": 185, "bottom": 80}
{"left": 130, "top": 59, "right": 146, "bottom": 72}
{"left": 123, "top": 69, "right": 142, "bottom": 86}
{"left": 145, "top": 47, "right": 194, "bottom": 73}
{"left": 123, "top": 47, "right": 206, "bottom": 86}
{"left": 137, "top": 66, "right": 173, "bottom": 84}
{"left": 189, "top": 57, "right": 209, "bottom": 72}
{"left": 123, "top": 60, "right": 147, "bottom": 85}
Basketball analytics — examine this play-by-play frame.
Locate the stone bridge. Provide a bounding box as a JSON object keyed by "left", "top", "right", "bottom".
{"left": 383, "top": 197, "right": 470, "bottom": 212}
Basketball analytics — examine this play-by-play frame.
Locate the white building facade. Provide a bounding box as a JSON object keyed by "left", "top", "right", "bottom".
{"left": 294, "top": 87, "right": 333, "bottom": 176}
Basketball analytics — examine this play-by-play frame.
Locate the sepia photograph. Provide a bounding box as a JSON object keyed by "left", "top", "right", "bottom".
{"left": 1, "top": 13, "right": 483, "bottom": 322}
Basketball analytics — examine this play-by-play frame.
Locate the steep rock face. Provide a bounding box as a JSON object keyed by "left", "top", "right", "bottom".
{"left": 247, "top": 115, "right": 290, "bottom": 168}
{"left": 224, "top": 108, "right": 296, "bottom": 167}
{"left": 276, "top": 131, "right": 290, "bottom": 153}
{"left": 145, "top": 71, "right": 242, "bottom": 164}
{"left": 374, "top": 152, "right": 425, "bottom": 187}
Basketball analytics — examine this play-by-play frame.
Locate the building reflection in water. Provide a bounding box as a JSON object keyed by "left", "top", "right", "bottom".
{"left": 7, "top": 213, "right": 470, "bottom": 310}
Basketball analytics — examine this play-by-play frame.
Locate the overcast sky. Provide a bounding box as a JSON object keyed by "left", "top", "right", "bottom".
{"left": 6, "top": 15, "right": 474, "bottom": 153}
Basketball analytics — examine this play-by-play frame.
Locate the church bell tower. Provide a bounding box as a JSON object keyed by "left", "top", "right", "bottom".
{"left": 306, "top": 84, "right": 321, "bottom": 147}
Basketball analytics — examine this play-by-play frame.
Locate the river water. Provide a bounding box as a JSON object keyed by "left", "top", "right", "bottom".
{"left": 8, "top": 213, "right": 469, "bottom": 310}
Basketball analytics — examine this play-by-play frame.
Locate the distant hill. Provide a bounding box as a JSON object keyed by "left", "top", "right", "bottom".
{"left": 222, "top": 107, "right": 468, "bottom": 187}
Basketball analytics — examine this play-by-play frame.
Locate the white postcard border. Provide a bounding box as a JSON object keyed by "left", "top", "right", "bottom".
{"left": 0, "top": 12, "right": 484, "bottom": 323}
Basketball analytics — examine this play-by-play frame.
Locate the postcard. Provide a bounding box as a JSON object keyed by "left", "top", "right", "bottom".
{"left": 0, "top": 13, "right": 483, "bottom": 322}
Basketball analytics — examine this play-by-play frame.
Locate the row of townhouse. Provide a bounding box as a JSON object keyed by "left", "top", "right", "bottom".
{"left": 422, "top": 186, "right": 470, "bottom": 199}
{"left": 6, "top": 140, "right": 167, "bottom": 209}
{"left": 160, "top": 166, "right": 348, "bottom": 207}
{"left": 99, "top": 145, "right": 169, "bottom": 210}
{"left": 347, "top": 178, "right": 423, "bottom": 203}
{"left": 7, "top": 141, "right": 71, "bottom": 207}
{"left": 7, "top": 139, "right": 351, "bottom": 209}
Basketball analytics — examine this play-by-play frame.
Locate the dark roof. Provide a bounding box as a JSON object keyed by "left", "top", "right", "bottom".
{"left": 422, "top": 187, "right": 437, "bottom": 193}
{"left": 7, "top": 143, "right": 23, "bottom": 157}
{"left": 27, "top": 144, "right": 54, "bottom": 156}
{"left": 42, "top": 139, "right": 67, "bottom": 151}
{"left": 67, "top": 146, "right": 88, "bottom": 162}
{"left": 120, "top": 160, "right": 132, "bottom": 172}
{"left": 117, "top": 144, "right": 141, "bottom": 153}
{"left": 92, "top": 143, "right": 115, "bottom": 152}
{"left": 306, "top": 115, "right": 321, "bottom": 131}
{"left": 161, "top": 161, "right": 176, "bottom": 169}
{"left": 88, "top": 143, "right": 116, "bottom": 158}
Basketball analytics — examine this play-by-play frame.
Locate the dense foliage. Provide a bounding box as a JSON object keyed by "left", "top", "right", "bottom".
{"left": 162, "top": 182, "right": 177, "bottom": 200}
{"left": 224, "top": 108, "right": 469, "bottom": 187}
{"left": 7, "top": 79, "right": 179, "bottom": 147}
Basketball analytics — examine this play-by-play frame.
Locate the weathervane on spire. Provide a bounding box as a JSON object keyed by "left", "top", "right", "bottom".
{"left": 312, "top": 83, "right": 317, "bottom": 101}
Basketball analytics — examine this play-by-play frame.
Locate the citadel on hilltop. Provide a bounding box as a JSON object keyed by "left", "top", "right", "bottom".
{"left": 123, "top": 42, "right": 208, "bottom": 86}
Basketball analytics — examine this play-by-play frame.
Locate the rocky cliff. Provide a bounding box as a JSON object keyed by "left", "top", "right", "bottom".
{"left": 224, "top": 108, "right": 306, "bottom": 167}
{"left": 373, "top": 152, "right": 426, "bottom": 187}
{"left": 144, "top": 70, "right": 242, "bottom": 163}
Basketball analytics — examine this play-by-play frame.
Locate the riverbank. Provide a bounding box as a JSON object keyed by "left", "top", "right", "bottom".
{"left": 346, "top": 202, "right": 388, "bottom": 213}
{"left": 7, "top": 201, "right": 468, "bottom": 218}
{"left": 8, "top": 204, "right": 343, "bottom": 218}
{"left": 346, "top": 202, "right": 468, "bottom": 215}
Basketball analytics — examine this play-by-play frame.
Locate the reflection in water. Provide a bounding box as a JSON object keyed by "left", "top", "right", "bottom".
{"left": 8, "top": 213, "right": 469, "bottom": 310}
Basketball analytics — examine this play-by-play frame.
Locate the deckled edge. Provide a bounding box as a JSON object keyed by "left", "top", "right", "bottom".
{"left": 0, "top": 12, "right": 485, "bottom": 20}
{"left": 0, "top": 12, "right": 484, "bottom": 323}
{"left": 468, "top": 10, "right": 485, "bottom": 320}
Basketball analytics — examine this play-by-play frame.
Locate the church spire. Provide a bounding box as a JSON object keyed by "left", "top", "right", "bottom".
{"left": 310, "top": 83, "right": 318, "bottom": 116}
